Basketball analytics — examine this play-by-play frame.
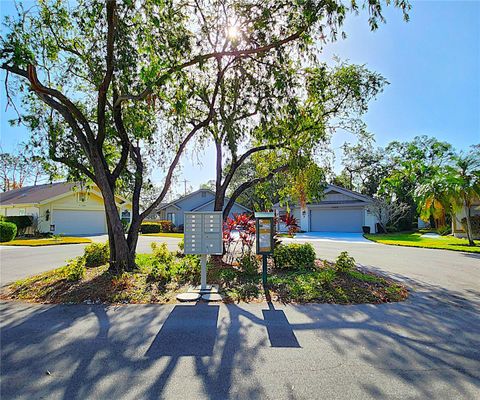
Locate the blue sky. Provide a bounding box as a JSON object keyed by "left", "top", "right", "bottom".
{"left": 1, "top": 0, "right": 479, "bottom": 196}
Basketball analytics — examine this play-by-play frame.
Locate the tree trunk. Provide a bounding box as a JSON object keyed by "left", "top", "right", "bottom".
{"left": 214, "top": 139, "right": 225, "bottom": 212}
{"left": 105, "top": 211, "right": 117, "bottom": 263}
{"left": 104, "top": 197, "right": 135, "bottom": 273}
{"left": 127, "top": 217, "right": 141, "bottom": 260}
{"left": 463, "top": 197, "right": 475, "bottom": 246}
{"left": 94, "top": 167, "right": 136, "bottom": 273}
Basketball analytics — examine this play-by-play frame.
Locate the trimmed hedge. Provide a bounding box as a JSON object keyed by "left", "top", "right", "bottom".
{"left": 0, "top": 216, "right": 33, "bottom": 232}
{"left": 140, "top": 220, "right": 173, "bottom": 234}
{"left": 0, "top": 221, "right": 17, "bottom": 242}
{"left": 273, "top": 243, "right": 316, "bottom": 270}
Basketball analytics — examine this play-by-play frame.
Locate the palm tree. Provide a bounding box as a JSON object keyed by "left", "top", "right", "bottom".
{"left": 444, "top": 148, "right": 480, "bottom": 246}
{"left": 415, "top": 168, "right": 449, "bottom": 229}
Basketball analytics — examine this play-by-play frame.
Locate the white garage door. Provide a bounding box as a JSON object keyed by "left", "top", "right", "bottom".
{"left": 53, "top": 209, "right": 107, "bottom": 235}
{"left": 310, "top": 208, "right": 364, "bottom": 232}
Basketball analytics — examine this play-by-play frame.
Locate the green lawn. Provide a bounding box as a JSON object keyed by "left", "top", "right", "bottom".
{"left": 365, "top": 232, "right": 480, "bottom": 253}
{"left": 1, "top": 237, "right": 92, "bottom": 246}
{"left": 277, "top": 233, "right": 295, "bottom": 238}
{"left": 141, "top": 232, "right": 184, "bottom": 238}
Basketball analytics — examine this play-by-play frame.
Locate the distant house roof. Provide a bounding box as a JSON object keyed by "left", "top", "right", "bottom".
{"left": 156, "top": 188, "right": 251, "bottom": 212}
{"left": 155, "top": 189, "right": 213, "bottom": 211}
{"left": 0, "top": 182, "right": 131, "bottom": 206}
{"left": 0, "top": 182, "right": 78, "bottom": 205}
{"left": 322, "top": 184, "right": 373, "bottom": 203}
{"left": 191, "top": 198, "right": 252, "bottom": 213}
{"left": 273, "top": 184, "right": 373, "bottom": 208}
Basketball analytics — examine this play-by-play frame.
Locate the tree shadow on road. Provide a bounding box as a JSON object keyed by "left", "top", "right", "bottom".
{"left": 0, "top": 301, "right": 271, "bottom": 399}
{"left": 1, "top": 270, "right": 479, "bottom": 399}
{"left": 290, "top": 268, "right": 480, "bottom": 399}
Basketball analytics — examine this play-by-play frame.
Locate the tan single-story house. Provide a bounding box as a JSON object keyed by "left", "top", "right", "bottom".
{"left": 273, "top": 184, "right": 378, "bottom": 233}
{"left": 452, "top": 198, "right": 480, "bottom": 239}
{"left": 0, "top": 182, "right": 132, "bottom": 235}
{"left": 148, "top": 188, "right": 251, "bottom": 226}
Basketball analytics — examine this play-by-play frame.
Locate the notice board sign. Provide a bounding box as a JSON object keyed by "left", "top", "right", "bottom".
{"left": 255, "top": 212, "right": 275, "bottom": 255}
{"left": 184, "top": 212, "right": 223, "bottom": 255}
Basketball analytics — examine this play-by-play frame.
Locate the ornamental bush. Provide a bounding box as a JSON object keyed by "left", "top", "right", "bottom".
{"left": 64, "top": 257, "right": 86, "bottom": 281}
{"left": 334, "top": 251, "right": 356, "bottom": 272}
{"left": 83, "top": 242, "right": 110, "bottom": 267}
{"left": 0, "top": 221, "right": 17, "bottom": 242}
{"left": 237, "top": 254, "right": 259, "bottom": 276}
{"left": 151, "top": 242, "right": 174, "bottom": 265}
{"left": 273, "top": 243, "right": 316, "bottom": 270}
{"left": 436, "top": 225, "right": 451, "bottom": 236}
{"left": 170, "top": 255, "right": 201, "bottom": 283}
{"left": 177, "top": 239, "right": 184, "bottom": 252}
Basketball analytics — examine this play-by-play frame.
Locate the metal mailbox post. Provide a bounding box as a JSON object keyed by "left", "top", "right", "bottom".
{"left": 255, "top": 212, "right": 275, "bottom": 286}
{"left": 184, "top": 211, "right": 223, "bottom": 293}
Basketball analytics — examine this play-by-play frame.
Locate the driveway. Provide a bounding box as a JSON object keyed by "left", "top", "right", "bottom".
{"left": 293, "top": 231, "right": 370, "bottom": 243}
{"left": 0, "top": 235, "right": 182, "bottom": 285}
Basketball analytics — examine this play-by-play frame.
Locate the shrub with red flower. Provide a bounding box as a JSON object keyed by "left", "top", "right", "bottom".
{"left": 281, "top": 212, "right": 300, "bottom": 236}
{"left": 223, "top": 213, "right": 256, "bottom": 264}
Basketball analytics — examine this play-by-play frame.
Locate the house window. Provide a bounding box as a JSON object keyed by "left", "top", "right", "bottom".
{"left": 167, "top": 212, "right": 176, "bottom": 225}
{"left": 121, "top": 210, "right": 131, "bottom": 223}
{"left": 78, "top": 192, "right": 87, "bottom": 203}
{"left": 18, "top": 208, "right": 26, "bottom": 216}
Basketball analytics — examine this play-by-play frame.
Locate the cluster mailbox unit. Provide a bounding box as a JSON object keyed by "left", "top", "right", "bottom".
{"left": 184, "top": 211, "right": 223, "bottom": 293}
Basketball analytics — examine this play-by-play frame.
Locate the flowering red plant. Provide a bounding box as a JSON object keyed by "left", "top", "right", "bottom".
{"left": 281, "top": 212, "right": 300, "bottom": 236}
{"left": 222, "top": 213, "right": 256, "bottom": 264}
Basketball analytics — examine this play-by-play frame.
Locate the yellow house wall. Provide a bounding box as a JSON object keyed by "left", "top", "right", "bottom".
{"left": 51, "top": 192, "right": 105, "bottom": 210}
{"left": 452, "top": 201, "right": 480, "bottom": 239}
{"left": 0, "top": 205, "right": 39, "bottom": 217}
{"left": 2, "top": 189, "right": 132, "bottom": 234}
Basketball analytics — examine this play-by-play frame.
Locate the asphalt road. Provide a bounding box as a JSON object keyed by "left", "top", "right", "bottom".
{"left": 0, "top": 235, "right": 182, "bottom": 285}
{"left": 1, "top": 236, "right": 479, "bottom": 399}
{"left": 1, "top": 296, "right": 479, "bottom": 399}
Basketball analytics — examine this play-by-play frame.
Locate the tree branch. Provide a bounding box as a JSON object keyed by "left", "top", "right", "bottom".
{"left": 139, "top": 58, "right": 232, "bottom": 220}
{"left": 97, "top": 0, "right": 116, "bottom": 146}
{"left": 51, "top": 153, "right": 96, "bottom": 181}
{"left": 222, "top": 143, "right": 283, "bottom": 192}
{"left": 223, "top": 164, "right": 289, "bottom": 218}
{"left": 111, "top": 87, "right": 131, "bottom": 182}
{"left": 25, "top": 64, "right": 95, "bottom": 143}
{"left": 35, "top": 92, "right": 93, "bottom": 163}
{"left": 115, "top": 27, "right": 307, "bottom": 107}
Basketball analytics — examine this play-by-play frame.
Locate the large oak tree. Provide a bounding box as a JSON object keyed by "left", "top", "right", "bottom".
{"left": 1, "top": 0, "right": 409, "bottom": 272}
